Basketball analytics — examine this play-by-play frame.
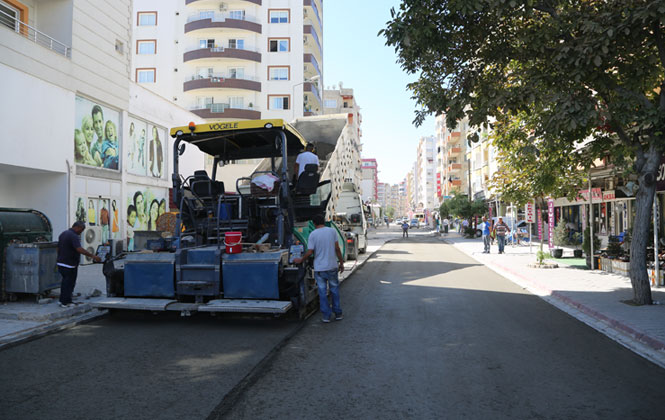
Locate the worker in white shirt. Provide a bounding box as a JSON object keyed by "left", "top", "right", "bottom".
{"left": 294, "top": 143, "right": 319, "bottom": 181}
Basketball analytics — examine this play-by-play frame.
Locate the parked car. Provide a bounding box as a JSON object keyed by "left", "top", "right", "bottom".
{"left": 410, "top": 219, "right": 420, "bottom": 228}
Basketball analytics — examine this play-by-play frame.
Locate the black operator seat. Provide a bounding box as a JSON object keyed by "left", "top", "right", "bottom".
{"left": 295, "top": 163, "right": 320, "bottom": 195}
{"left": 191, "top": 170, "right": 225, "bottom": 199}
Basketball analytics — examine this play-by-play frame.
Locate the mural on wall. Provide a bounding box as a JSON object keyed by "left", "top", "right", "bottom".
{"left": 74, "top": 196, "right": 121, "bottom": 262}
{"left": 127, "top": 116, "right": 166, "bottom": 178}
{"left": 74, "top": 96, "right": 121, "bottom": 170}
{"left": 126, "top": 186, "right": 167, "bottom": 251}
{"left": 74, "top": 197, "right": 121, "bottom": 242}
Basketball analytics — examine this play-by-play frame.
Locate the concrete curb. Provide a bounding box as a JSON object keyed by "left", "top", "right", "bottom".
{"left": 0, "top": 308, "right": 107, "bottom": 351}
{"left": 442, "top": 237, "right": 665, "bottom": 369}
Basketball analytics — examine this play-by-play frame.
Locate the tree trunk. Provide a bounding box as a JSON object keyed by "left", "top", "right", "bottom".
{"left": 628, "top": 147, "right": 661, "bottom": 305}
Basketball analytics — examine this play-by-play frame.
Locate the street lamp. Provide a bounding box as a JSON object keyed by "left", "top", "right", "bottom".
{"left": 292, "top": 75, "right": 320, "bottom": 121}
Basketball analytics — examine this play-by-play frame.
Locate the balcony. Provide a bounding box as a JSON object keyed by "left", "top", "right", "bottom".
{"left": 304, "top": 82, "right": 321, "bottom": 105}
{"left": 186, "top": 0, "right": 261, "bottom": 4}
{"left": 304, "top": 0, "right": 323, "bottom": 31}
{"left": 184, "top": 75, "right": 261, "bottom": 92}
{"left": 0, "top": 9, "right": 71, "bottom": 58}
{"left": 448, "top": 163, "right": 463, "bottom": 172}
{"left": 190, "top": 103, "right": 261, "bottom": 120}
{"left": 303, "top": 25, "right": 322, "bottom": 57}
{"left": 447, "top": 147, "right": 462, "bottom": 157}
{"left": 183, "top": 47, "right": 261, "bottom": 63}
{"left": 185, "top": 13, "right": 262, "bottom": 34}
{"left": 303, "top": 53, "right": 321, "bottom": 79}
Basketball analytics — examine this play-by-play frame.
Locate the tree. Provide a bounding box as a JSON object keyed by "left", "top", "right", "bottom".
{"left": 442, "top": 194, "right": 486, "bottom": 222}
{"left": 386, "top": 206, "right": 396, "bottom": 219}
{"left": 381, "top": 0, "right": 665, "bottom": 305}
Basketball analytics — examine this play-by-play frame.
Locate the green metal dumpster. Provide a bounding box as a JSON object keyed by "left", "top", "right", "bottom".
{"left": 0, "top": 208, "right": 53, "bottom": 299}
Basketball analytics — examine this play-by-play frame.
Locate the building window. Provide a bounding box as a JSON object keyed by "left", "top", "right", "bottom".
{"left": 228, "top": 38, "right": 244, "bottom": 49}
{"left": 199, "top": 39, "right": 215, "bottom": 49}
{"left": 137, "top": 40, "right": 156, "bottom": 54}
{"left": 269, "top": 38, "right": 289, "bottom": 52}
{"left": 324, "top": 99, "right": 337, "bottom": 108}
{"left": 137, "top": 11, "right": 157, "bottom": 26}
{"left": 136, "top": 68, "right": 156, "bottom": 83}
{"left": 229, "top": 97, "right": 244, "bottom": 109}
{"left": 0, "top": 1, "right": 21, "bottom": 32}
{"left": 228, "top": 67, "right": 244, "bottom": 79}
{"left": 269, "top": 10, "right": 289, "bottom": 23}
{"left": 268, "top": 66, "right": 289, "bottom": 81}
{"left": 269, "top": 95, "right": 290, "bottom": 110}
{"left": 229, "top": 10, "right": 245, "bottom": 20}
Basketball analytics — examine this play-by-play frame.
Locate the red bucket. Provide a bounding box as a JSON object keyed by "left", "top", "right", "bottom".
{"left": 224, "top": 231, "right": 243, "bottom": 254}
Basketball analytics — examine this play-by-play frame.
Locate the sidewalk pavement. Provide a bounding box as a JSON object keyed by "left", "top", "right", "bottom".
{"left": 0, "top": 229, "right": 404, "bottom": 350}
{"left": 438, "top": 230, "right": 665, "bottom": 369}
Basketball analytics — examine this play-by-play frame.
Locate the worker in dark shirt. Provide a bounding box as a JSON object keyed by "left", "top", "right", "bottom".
{"left": 57, "top": 221, "right": 100, "bottom": 308}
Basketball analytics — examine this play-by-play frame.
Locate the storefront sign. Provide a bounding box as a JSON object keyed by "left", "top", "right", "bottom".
{"left": 548, "top": 198, "right": 555, "bottom": 248}
{"left": 525, "top": 202, "right": 535, "bottom": 223}
{"left": 538, "top": 211, "right": 543, "bottom": 241}
{"left": 602, "top": 190, "right": 616, "bottom": 201}
{"left": 576, "top": 188, "right": 602, "bottom": 202}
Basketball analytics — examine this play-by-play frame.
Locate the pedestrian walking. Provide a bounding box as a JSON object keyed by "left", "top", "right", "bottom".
{"left": 293, "top": 214, "right": 345, "bottom": 323}
{"left": 442, "top": 217, "right": 449, "bottom": 234}
{"left": 480, "top": 216, "right": 492, "bottom": 253}
{"left": 402, "top": 220, "right": 409, "bottom": 238}
{"left": 493, "top": 216, "right": 511, "bottom": 254}
{"left": 56, "top": 221, "right": 101, "bottom": 308}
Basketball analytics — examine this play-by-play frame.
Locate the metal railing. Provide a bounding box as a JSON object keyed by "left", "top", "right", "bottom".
{"left": 191, "top": 103, "right": 260, "bottom": 113}
{"left": 186, "top": 11, "right": 259, "bottom": 24}
{"left": 189, "top": 73, "right": 259, "bottom": 82}
{"left": 0, "top": 9, "right": 71, "bottom": 58}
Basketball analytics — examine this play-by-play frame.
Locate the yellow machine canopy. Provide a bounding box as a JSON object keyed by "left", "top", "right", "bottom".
{"left": 170, "top": 119, "right": 307, "bottom": 161}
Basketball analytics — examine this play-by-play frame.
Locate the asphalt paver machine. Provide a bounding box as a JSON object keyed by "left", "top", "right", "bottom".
{"left": 92, "top": 119, "right": 344, "bottom": 318}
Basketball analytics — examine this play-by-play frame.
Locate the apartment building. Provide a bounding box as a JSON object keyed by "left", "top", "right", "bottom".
{"left": 435, "top": 113, "right": 469, "bottom": 198}
{"left": 360, "top": 158, "right": 377, "bottom": 203}
{"left": 416, "top": 136, "right": 436, "bottom": 210}
{"left": 468, "top": 124, "right": 497, "bottom": 200}
{"left": 132, "top": 0, "right": 324, "bottom": 121}
{"left": 0, "top": 0, "right": 203, "bottom": 253}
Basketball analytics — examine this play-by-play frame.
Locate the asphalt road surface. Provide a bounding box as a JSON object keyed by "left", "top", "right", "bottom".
{"left": 213, "top": 235, "right": 665, "bottom": 420}
{"left": 1, "top": 232, "right": 664, "bottom": 419}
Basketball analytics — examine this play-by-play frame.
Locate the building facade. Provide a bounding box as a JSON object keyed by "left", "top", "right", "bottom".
{"left": 435, "top": 114, "right": 469, "bottom": 199}
{"left": 0, "top": 0, "right": 204, "bottom": 255}
{"left": 361, "top": 158, "right": 378, "bottom": 203}
{"left": 416, "top": 136, "right": 436, "bottom": 210}
{"left": 132, "top": 0, "right": 324, "bottom": 122}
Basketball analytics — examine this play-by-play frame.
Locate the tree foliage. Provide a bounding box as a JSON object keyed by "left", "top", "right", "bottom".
{"left": 381, "top": 0, "right": 665, "bottom": 304}
{"left": 441, "top": 194, "right": 487, "bottom": 221}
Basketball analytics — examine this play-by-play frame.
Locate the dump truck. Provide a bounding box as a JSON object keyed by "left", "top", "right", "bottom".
{"left": 333, "top": 183, "right": 368, "bottom": 260}
{"left": 92, "top": 118, "right": 357, "bottom": 318}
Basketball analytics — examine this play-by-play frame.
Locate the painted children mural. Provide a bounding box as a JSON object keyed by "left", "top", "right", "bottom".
{"left": 125, "top": 186, "right": 167, "bottom": 251}
{"left": 74, "top": 97, "right": 121, "bottom": 170}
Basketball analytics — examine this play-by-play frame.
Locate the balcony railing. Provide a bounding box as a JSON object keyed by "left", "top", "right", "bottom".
{"left": 188, "top": 73, "right": 259, "bottom": 82}
{"left": 189, "top": 103, "right": 261, "bottom": 120}
{"left": 186, "top": 12, "right": 259, "bottom": 24}
{"left": 184, "top": 75, "right": 261, "bottom": 92}
{"left": 0, "top": 9, "right": 71, "bottom": 58}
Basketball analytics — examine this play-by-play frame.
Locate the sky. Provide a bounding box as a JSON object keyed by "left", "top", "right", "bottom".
{"left": 323, "top": 0, "right": 435, "bottom": 185}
